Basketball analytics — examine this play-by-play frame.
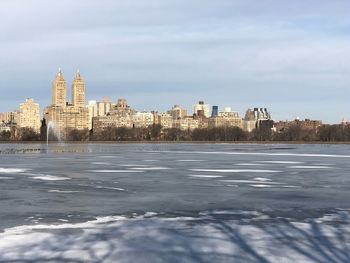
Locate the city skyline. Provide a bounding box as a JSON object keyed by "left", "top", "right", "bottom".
{"left": 0, "top": 68, "right": 347, "bottom": 125}
{"left": 1, "top": 1, "right": 350, "bottom": 123}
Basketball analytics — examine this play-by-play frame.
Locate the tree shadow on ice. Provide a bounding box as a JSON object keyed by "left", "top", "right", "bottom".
{"left": 1, "top": 213, "right": 350, "bottom": 263}
{"left": 211, "top": 213, "right": 350, "bottom": 263}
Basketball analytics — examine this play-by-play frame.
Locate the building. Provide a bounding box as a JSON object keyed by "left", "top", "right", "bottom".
{"left": 92, "top": 98, "right": 135, "bottom": 132}
{"left": 193, "top": 101, "right": 210, "bottom": 118}
{"left": 173, "top": 117, "right": 199, "bottom": 131}
{"left": 211, "top": 106, "right": 218, "bottom": 117}
{"left": 168, "top": 105, "right": 187, "bottom": 120}
{"left": 254, "top": 108, "right": 271, "bottom": 121}
{"left": 0, "top": 111, "right": 19, "bottom": 125}
{"left": 132, "top": 111, "right": 154, "bottom": 128}
{"left": 71, "top": 71, "right": 85, "bottom": 107}
{"left": 274, "top": 119, "right": 322, "bottom": 133}
{"left": 18, "top": 98, "right": 40, "bottom": 132}
{"left": 0, "top": 124, "right": 10, "bottom": 133}
{"left": 114, "top": 98, "right": 129, "bottom": 110}
{"left": 44, "top": 70, "right": 89, "bottom": 139}
{"left": 0, "top": 113, "right": 6, "bottom": 123}
{"left": 158, "top": 113, "right": 173, "bottom": 129}
{"left": 88, "top": 97, "right": 112, "bottom": 130}
{"left": 242, "top": 108, "right": 272, "bottom": 132}
{"left": 209, "top": 108, "right": 242, "bottom": 129}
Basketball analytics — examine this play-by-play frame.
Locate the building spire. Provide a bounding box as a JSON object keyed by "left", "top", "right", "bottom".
{"left": 56, "top": 68, "right": 64, "bottom": 80}
{"left": 74, "top": 69, "right": 81, "bottom": 80}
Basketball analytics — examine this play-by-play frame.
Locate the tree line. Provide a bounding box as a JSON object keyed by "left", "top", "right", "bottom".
{"left": 2, "top": 123, "right": 350, "bottom": 142}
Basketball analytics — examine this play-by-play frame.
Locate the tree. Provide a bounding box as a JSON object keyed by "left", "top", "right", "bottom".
{"left": 18, "top": 127, "right": 40, "bottom": 141}
{"left": 67, "top": 129, "right": 89, "bottom": 141}
{"left": 0, "top": 131, "right": 11, "bottom": 141}
{"left": 251, "top": 127, "right": 272, "bottom": 141}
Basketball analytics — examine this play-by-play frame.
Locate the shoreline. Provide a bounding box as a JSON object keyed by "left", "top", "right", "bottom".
{"left": 1, "top": 141, "right": 350, "bottom": 145}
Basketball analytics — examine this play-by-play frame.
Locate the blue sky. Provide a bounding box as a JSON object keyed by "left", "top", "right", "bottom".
{"left": 0, "top": 0, "right": 350, "bottom": 123}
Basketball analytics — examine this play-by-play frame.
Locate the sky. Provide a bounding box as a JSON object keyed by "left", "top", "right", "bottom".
{"left": 0, "top": 0, "right": 350, "bottom": 123}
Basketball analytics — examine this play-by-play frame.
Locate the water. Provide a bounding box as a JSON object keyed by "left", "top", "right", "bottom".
{"left": 0, "top": 143, "right": 350, "bottom": 262}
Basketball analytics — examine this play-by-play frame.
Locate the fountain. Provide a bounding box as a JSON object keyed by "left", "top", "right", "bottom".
{"left": 47, "top": 121, "right": 59, "bottom": 146}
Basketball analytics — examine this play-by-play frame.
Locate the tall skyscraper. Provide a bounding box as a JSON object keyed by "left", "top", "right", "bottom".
{"left": 52, "top": 69, "right": 67, "bottom": 107}
{"left": 72, "top": 71, "right": 85, "bottom": 108}
{"left": 44, "top": 70, "right": 89, "bottom": 138}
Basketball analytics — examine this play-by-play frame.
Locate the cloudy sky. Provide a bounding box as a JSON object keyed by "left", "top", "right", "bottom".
{"left": 0, "top": 0, "right": 349, "bottom": 123}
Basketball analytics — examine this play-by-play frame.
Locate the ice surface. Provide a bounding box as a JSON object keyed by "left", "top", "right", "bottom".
{"left": 150, "top": 150, "right": 350, "bottom": 158}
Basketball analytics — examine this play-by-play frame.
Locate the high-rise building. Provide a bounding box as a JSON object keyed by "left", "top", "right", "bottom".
{"left": 44, "top": 70, "right": 89, "bottom": 138}
{"left": 193, "top": 101, "right": 210, "bottom": 118}
{"left": 52, "top": 69, "right": 67, "bottom": 107}
{"left": 18, "top": 98, "right": 40, "bottom": 132}
{"left": 211, "top": 106, "right": 218, "bottom": 117}
{"left": 71, "top": 71, "right": 85, "bottom": 108}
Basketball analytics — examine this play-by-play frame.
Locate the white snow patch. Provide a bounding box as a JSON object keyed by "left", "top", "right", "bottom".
{"left": 89, "top": 170, "right": 144, "bottom": 173}
{"left": 235, "top": 163, "right": 264, "bottom": 166}
{"left": 176, "top": 160, "right": 205, "bottom": 162}
{"left": 32, "top": 175, "right": 70, "bottom": 181}
{"left": 148, "top": 150, "right": 350, "bottom": 158}
{"left": 95, "top": 186, "right": 126, "bottom": 191}
{"left": 130, "top": 167, "right": 170, "bottom": 170}
{"left": 220, "top": 180, "right": 283, "bottom": 185}
{"left": 288, "top": 166, "right": 333, "bottom": 169}
{"left": 249, "top": 184, "right": 274, "bottom": 188}
{"left": 190, "top": 169, "right": 281, "bottom": 173}
{"left": 48, "top": 190, "right": 81, "bottom": 193}
{"left": 119, "top": 164, "right": 150, "bottom": 167}
{"left": 188, "top": 174, "right": 224, "bottom": 178}
{"left": 0, "top": 168, "right": 28, "bottom": 174}
{"left": 257, "top": 161, "right": 304, "bottom": 164}
{"left": 253, "top": 177, "right": 272, "bottom": 182}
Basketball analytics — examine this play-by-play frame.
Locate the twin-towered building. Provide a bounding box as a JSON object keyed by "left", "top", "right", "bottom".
{"left": 44, "top": 70, "right": 89, "bottom": 137}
